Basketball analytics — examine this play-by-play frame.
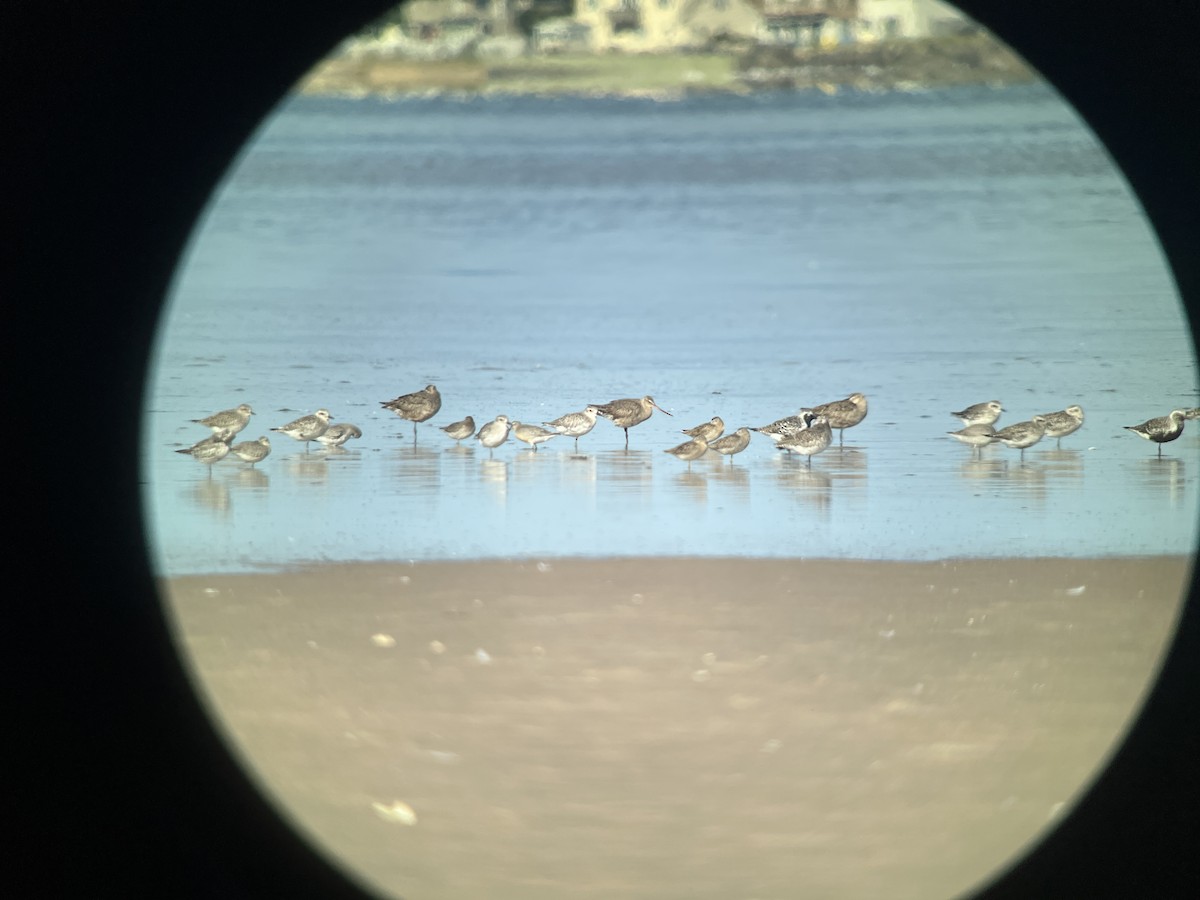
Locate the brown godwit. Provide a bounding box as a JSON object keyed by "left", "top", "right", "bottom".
{"left": 592, "top": 395, "right": 672, "bottom": 448}
{"left": 381, "top": 384, "right": 442, "bottom": 439}
{"left": 316, "top": 423, "right": 363, "bottom": 448}
{"left": 779, "top": 412, "right": 832, "bottom": 466}
{"left": 947, "top": 423, "right": 995, "bottom": 456}
{"left": 708, "top": 427, "right": 751, "bottom": 463}
{"left": 439, "top": 415, "right": 476, "bottom": 443}
{"left": 1036, "top": 405, "right": 1084, "bottom": 448}
{"left": 951, "top": 400, "right": 1003, "bottom": 427}
{"left": 810, "top": 393, "right": 868, "bottom": 446}
{"left": 475, "top": 415, "right": 511, "bottom": 456}
{"left": 511, "top": 421, "right": 560, "bottom": 451}
{"left": 1125, "top": 409, "right": 1188, "bottom": 456}
{"left": 543, "top": 406, "right": 599, "bottom": 451}
{"left": 681, "top": 416, "right": 724, "bottom": 442}
{"left": 229, "top": 435, "right": 272, "bottom": 466}
{"left": 663, "top": 435, "right": 709, "bottom": 469}
{"left": 191, "top": 403, "right": 254, "bottom": 437}
{"left": 270, "top": 409, "right": 332, "bottom": 452}
{"left": 987, "top": 416, "right": 1047, "bottom": 459}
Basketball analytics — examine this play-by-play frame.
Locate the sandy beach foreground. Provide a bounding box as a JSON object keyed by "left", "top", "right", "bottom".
{"left": 163, "top": 556, "right": 1189, "bottom": 899}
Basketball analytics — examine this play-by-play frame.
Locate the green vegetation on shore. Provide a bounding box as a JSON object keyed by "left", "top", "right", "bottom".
{"left": 298, "top": 32, "right": 1037, "bottom": 99}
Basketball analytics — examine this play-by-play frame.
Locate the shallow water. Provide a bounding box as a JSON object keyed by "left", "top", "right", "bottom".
{"left": 143, "top": 85, "right": 1199, "bottom": 575}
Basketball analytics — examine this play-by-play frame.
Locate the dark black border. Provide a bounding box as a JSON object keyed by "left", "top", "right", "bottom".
{"left": 7, "top": 2, "right": 1197, "bottom": 896}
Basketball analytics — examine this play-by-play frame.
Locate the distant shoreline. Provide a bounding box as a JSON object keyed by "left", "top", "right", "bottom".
{"left": 296, "top": 32, "right": 1038, "bottom": 100}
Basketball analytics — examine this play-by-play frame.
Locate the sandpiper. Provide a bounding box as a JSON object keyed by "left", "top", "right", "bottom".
{"left": 951, "top": 400, "right": 1003, "bottom": 427}
{"left": 229, "top": 435, "right": 272, "bottom": 466}
{"left": 176, "top": 433, "right": 231, "bottom": 474}
{"left": 1037, "top": 405, "right": 1084, "bottom": 448}
{"left": 1125, "top": 409, "right": 1188, "bottom": 456}
{"left": 682, "top": 416, "right": 724, "bottom": 443}
{"left": 592, "top": 396, "right": 672, "bottom": 448}
{"left": 317, "top": 423, "right": 363, "bottom": 448}
{"left": 779, "top": 412, "right": 832, "bottom": 466}
{"left": 475, "top": 415, "right": 511, "bottom": 455}
{"left": 543, "top": 406, "right": 599, "bottom": 451}
{"left": 947, "top": 423, "right": 995, "bottom": 455}
{"left": 987, "top": 416, "right": 1047, "bottom": 459}
{"left": 663, "top": 435, "right": 709, "bottom": 469}
{"left": 708, "top": 427, "right": 752, "bottom": 463}
{"left": 270, "top": 409, "right": 332, "bottom": 452}
{"left": 381, "top": 384, "right": 441, "bottom": 439}
{"left": 752, "top": 413, "right": 811, "bottom": 444}
{"left": 810, "top": 393, "right": 868, "bottom": 446}
{"left": 439, "top": 416, "right": 475, "bottom": 443}
{"left": 511, "top": 421, "right": 560, "bottom": 451}
{"left": 192, "top": 403, "right": 254, "bottom": 437}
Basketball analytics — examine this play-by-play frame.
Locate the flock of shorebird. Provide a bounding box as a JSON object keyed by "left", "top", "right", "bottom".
{"left": 174, "top": 383, "right": 1198, "bottom": 473}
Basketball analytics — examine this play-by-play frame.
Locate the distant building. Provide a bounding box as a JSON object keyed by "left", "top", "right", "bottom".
{"left": 573, "top": 0, "right": 764, "bottom": 53}
{"left": 854, "top": 0, "right": 970, "bottom": 43}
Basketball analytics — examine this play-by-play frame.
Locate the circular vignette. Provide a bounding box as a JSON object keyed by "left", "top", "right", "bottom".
{"left": 10, "top": 2, "right": 1198, "bottom": 898}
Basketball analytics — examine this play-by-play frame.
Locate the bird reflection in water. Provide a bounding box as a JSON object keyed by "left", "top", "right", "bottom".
{"left": 185, "top": 480, "right": 231, "bottom": 516}
{"left": 1139, "top": 456, "right": 1186, "bottom": 507}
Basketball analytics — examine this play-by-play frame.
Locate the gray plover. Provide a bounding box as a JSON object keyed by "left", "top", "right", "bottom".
{"left": 439, "top": 416, "right": 476, "bottom": 443}
{"left": 1037, "top": 405, "right": 1084, "bottom": 448}
{"left": 948, "top": 423, "right": 996, "bottom": 455}
{"left": 591, "top": 396, "right": 672, "bottom": 448}
{"left": 317, "top": 423, "right": 363, "bottom": 449}
{"left": 1125, "top": 409, "right": 1188, "bottom": 456}
{"left": 270, "top": 409, "right": 332, "bottom": 452}
{"left": 987, "top": 416, "right": 1047, "bottom": 459}
{"left": 229, "top": 435, "right": 272, "bottom": 466}
{"left": 682, "top": 416, "right": 724, "bottom": 443}
{"left": 381, "top": 384, "right": 441, "bottom": 439}
{"left": 810, "top": 393, "right": 867, "bottom": 446}
{"left": 475, "top": 415, "right": 512, "bottom": 455}
{"left": 951, "top": 401, "right": 1003, "bottom": 427}
{"left": 176, "top": 433, "right": 231, "bottom": 474}
{"left": 779, "top": 412, "right": 832, "bottom": 466}
{"left": 752, "top": 413, "right": 811, "bottom": 444}
{"left": 511, "top": 421, "right": 559, "bottom": 451}
{"left": 543, "top": 406, "right": 599, "bottom": 451}
{"left": 192, "top": 403, "right": 254, "bottom": 437}
{"left": 708, "top": 427, "right": 751, "bottom": 463}
{"left": 663, "top": 435, "right": 709, "bottom": 469}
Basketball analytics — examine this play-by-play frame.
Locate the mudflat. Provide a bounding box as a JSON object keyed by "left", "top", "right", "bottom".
{"left": 163, "top": 556, "right": 1190, "bottom": 899}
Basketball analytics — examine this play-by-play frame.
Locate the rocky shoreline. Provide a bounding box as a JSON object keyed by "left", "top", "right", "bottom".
{"left": 298, "top": 32, "right": 1037, "bottom": 99}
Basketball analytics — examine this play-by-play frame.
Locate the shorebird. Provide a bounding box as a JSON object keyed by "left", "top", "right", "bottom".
{"left": 229, "top": 435, "right": 271, "bottom": 466}
{"left": 663, "top": 435, "right": 709, "bottom": 470}
{"left": 752, "top": 413, "right": 811, "bottom": 445}
{"left": 439, "top": 415, "right": 476, "bottom": 443}
{"left": 192, "top": 403, "right": 254, "bottom": 437}
{"left": 810, "top": 393, "right": 868, "bottom": 446}
{"left": 1037, "top": 405, "right": 1084, "bottom": 448}
{"left": 316, "top": 423, "right": 363, "bottom": 449}
{"left": 591, "top": 396, "right": 672, "bottom": 448}
{"left": 708, "top": 427, "right": 751, "bottom": 463}
{"left": 270, "top": 409, "right": 332, "bottom": 452}
{"left": 681, "top": 416, "right": 724, "bottom": 443}
{"left": 475, "top": 415, "right": 511, "bottom": 456}
{"left": 176, "top": 433, "right": 231, "bottom": 474}
{"left": 948, "top": 423, "right": 995, "bottom": 456}
{"left": 779, "top": 413, "right": 832, "bottom": 466}
{"left": 987, "top": 416, "right": 1047, "bottom": 459}
{"left": 381, "top": 384, "right": 441, "bottom": 439}
{"left": 951, "top": 400, "right": 1003, "bottom": 427}
{"left": 1125, "top": 409, "right": 1188, "bottom": 456}
{"left": 511, "top": 421, "right": 560, "bottom": 451}
{"left": 543, "top": 406, "right": 599, "bottom": 451}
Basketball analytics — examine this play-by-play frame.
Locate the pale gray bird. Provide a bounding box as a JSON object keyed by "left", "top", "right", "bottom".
{"left": 271, "top": 409, "right": 332, "bottom": 452}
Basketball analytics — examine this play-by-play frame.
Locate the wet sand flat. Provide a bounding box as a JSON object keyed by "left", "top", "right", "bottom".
{"left": 164, "top": 556, "right": 1189, "bottom": 900}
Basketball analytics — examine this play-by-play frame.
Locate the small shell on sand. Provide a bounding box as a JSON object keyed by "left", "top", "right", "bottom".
{"left": 371, "top": 800, "right": 418, "bottom": 826}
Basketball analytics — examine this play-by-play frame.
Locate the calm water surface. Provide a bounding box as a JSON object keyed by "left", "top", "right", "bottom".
{"left": 143, "top": 85, "right": 1198, "bottom": 575}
